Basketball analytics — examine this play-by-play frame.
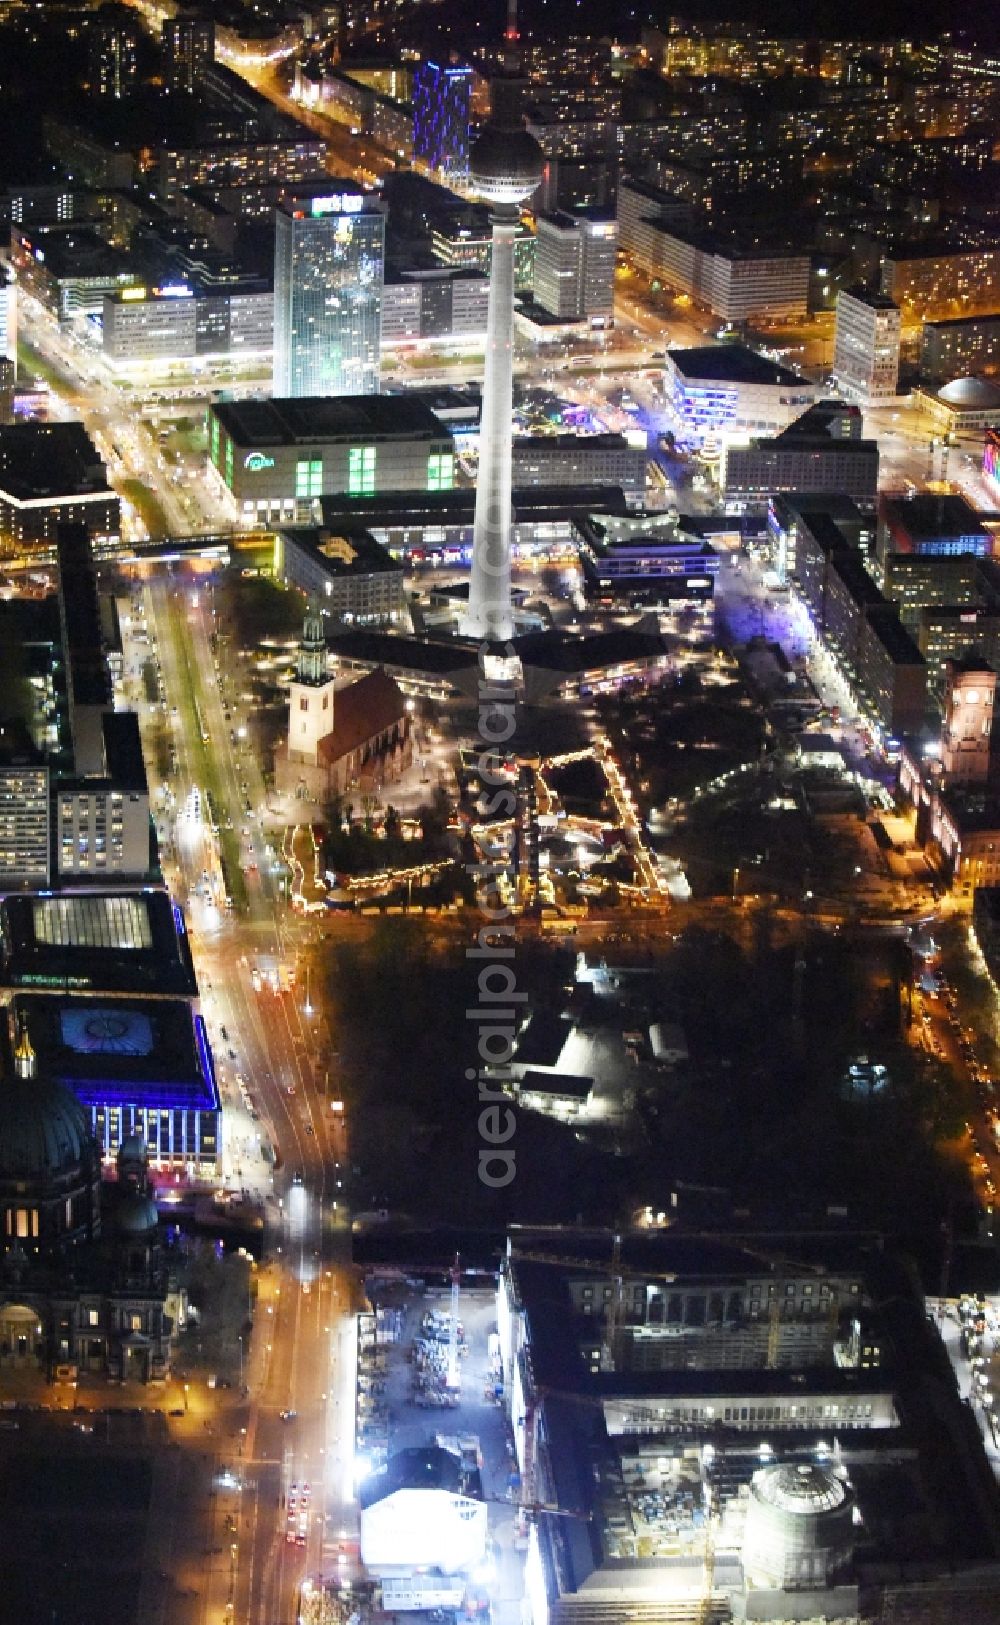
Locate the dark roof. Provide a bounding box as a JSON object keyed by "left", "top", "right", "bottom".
{"left": 0, "top": 425, "right": 111, "bottom": 502}
{"left": 513, "top": 434, "right": 636, "bottom": 453}
{"left": 770, "top": 493, "right": 868, "bottom": 525}
{"left": 947, "top": 651, "right": 997, "bottom": 674}
{"left": 513, "top": 628, "right": 666, "bottom": 672}
{"left": 211, "top": 395, "right": 449, "bottom": 447}
{"left": 358, "top": 1445, "right": 467, "bottom": 1509}
{"left": 16, "top": 227, "right": 135, "bottom": 280}
{"left": 882, "top": 493, "right": 990, "bottom": 540}
{"left": 520, "top": 1070, "right": 592, "bottom": 1100}
{"left": 327, "top": 628, "right": 479, "bottom": 675}
{"left": 0, "top": 892, "right": 196, "bottom": 999}
{"left": 16, "top": 994, "right": 219, "bottom": 1112}
{"left": 315, "top": 485, "right": 630, "bottom": 529}
{"left": 319, "top": 668, "right": 407, "bottom": 763}
{"left": 840, "top": 285, "right": 898, "bottom": 311}
{"left": 668, "top": 345, "right": 809, "bottom": 388}
{"left": 514, "top": 1009, "right": 571, "bottom": 1068}
{"left": 940, "top": 790, "right": 1000, "bottom": 834}
{"left": 100, "top": 712, "right": 148, "bottom": 792}
{"left": 0, "top": 1069, "right": 95, "bottom": 1183}
{"left": 58, "top": 525, "right": 113, "bottom": 711}
{"left": 829, "top": 549, "right": 884, "bottom": 608}
{"left": 863, "top": 606, "right": 924, "bottom": 666}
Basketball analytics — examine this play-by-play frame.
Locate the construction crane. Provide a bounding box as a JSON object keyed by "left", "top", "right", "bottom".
{"left": 509, "top": 1230, "right": 833, "bottom": 1374}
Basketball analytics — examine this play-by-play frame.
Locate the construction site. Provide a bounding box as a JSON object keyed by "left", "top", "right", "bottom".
{"left": 496, "top": 1226, "right": 1000, "bottom": 1625}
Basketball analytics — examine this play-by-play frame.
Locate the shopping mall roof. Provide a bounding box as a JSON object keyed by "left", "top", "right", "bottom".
{"left": 327, "top": 627, "right": 480, "bottom": 677}
{"left": 512, "top": 627, "right": 667, "bottom": 673}
{"left": 0, "top": 892, "right": 197, "bottom": 998}
{"left": 667, "top": 345, "right": 808, "bottom": 388}
{"left": 211, "top": 395, "right": 450, "bottom": 447}
{"left": 13, "top": 993, "right": 219, "bottom": 1112}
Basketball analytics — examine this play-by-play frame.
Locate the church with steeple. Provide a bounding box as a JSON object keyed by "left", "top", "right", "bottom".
{"left": 276, "top": 601, "right": 412, "bottom": 803}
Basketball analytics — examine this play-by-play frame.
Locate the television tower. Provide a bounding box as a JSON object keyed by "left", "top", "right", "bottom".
{"left": 459, "top": 84, "right": 542, "bottom": 644}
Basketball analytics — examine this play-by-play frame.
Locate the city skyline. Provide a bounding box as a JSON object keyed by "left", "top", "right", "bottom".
{"left": 2, "top": 4, "right": 1000, "bottom": 1624}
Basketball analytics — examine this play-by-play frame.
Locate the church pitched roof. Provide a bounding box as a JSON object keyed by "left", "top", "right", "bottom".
{"left": 318, "top": 668, "right": 407, "bottom": 764}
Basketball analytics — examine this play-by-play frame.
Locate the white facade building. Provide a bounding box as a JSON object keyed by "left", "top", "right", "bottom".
{"left": 833, "top": 288, "right": 901, "bottom": 406}
{"left": 533, "top": 208, "right": 616, "bottom": 324}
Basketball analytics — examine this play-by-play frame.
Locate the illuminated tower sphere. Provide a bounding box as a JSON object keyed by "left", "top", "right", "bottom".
{"left": 460, "top": 118, "right": 543, "bottom": 644}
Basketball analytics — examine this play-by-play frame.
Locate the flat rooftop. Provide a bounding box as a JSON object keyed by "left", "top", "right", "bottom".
{"left": 280, "top": 527, "right": 403, "bottom": 577}
{"left": 512, "top": 627, "right": 667, "bottom": 672}
{"left": 667, "top": 345, "right": 809, "bottom": 388}
{"left": 58, "top": 525, "right": 113, "bottom": 711}
{"left": 17, "top": 227, "right": 135, "bottom": 281}
{"left": 15, "top": 993, "right": 219, "bottom": 1111}
{"left": 210, "top": 394, "right": 449, "bottom": 447}
{"left": 328, "top": 628, "right": 479, "bottom": 676}
{"left": 882, "top": 493, "right": 991, "bottom": 539}
{"left": 0, "top": 424, "right": 112, "bottom": 502}
{"left": 315, "top": 485, "right": 630, "bottom": 529}
{"left": 0, "top": 892, "right": 196, "bottom": 999}
{"left": 866, "top": 607, "right": 925, "bottom": 666}
{"left": 841, "top": 285, "right": 899, "bottom": 310}
{"left": 514, "top": 433, "right": 636, "bottom": 453}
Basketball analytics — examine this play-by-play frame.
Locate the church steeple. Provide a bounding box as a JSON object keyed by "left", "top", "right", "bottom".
{"left": 298, "top": 598, "right": 328, "bottom": 687}
{"left": 13, "top": 1011, "right": 36, "bottom": 1081}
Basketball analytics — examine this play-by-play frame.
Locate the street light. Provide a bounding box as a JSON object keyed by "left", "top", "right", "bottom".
{"left": 238, "top": 1334, "right": 244, "bottom": 1391}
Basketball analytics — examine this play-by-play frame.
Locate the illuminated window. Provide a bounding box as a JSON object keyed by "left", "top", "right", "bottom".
{"left": 225, "top": 439, "right": 234, "bottom": 485}
{"left": 427, "top": 451, "right": 454, "bottom": 492}
{"left": 295, "top": 458, "right": 323, "bottom": 499}
{"left": 88, "top": 1309, "right": 99, "bottom": 1327}
{"left": 348, "top": 445, "right": 376, "bottom": 496}
{"left": 131, "top": 1313, "right": 143, "bottom": 1332}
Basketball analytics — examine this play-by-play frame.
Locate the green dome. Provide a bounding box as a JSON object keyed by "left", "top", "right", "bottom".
{"left": 0, "top": 1075, "right": 91, "bottom": 1181}
{"left": 116, "top": 1191, "right": 159, "bottom": 1236}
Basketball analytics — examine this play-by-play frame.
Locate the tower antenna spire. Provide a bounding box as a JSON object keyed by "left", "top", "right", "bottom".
{"left": 505, "top": 0, "right": 519, "bottom": 44}
{"left": 459, "top": 50, "right": 542, "bottom": 646}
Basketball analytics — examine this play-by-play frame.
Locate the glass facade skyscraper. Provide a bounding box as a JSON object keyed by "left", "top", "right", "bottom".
{"left": 413, "top": 62, "right": 472, "bottom": 182}
{"left": 273, "top": 192, "right": 385, "bottom": 398}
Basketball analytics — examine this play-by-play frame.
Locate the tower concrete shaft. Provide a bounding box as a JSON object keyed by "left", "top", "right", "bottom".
{"left": 462, "top": 201, "right": 519, "bottom": 644}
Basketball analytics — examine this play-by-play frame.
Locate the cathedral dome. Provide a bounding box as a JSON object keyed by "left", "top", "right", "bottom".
{"left": 0, "top": 1074, "right": 91, "bottom": 1181}
{"left": 743, "top": 1462, "right": 855, "bottom": 1592}
{"left": 115, "top": 1190, "right": 159, "bottom": 1236}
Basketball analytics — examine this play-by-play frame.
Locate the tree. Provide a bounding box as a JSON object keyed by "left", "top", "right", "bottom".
{"left": 384, "top": 804, "right": 401, "bottom": 841}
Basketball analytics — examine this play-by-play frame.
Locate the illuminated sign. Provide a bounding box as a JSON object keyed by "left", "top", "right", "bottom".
{"left": 121, "top": 286, "right": 147, "bottom": 301}
{"left": 157, "top": 283, "right": 193, "bottom": 299}
{"left": 244, "top": 451, "right": 276, "bottom": 472}
{"left": 311, "top": 194, "right": 364, "bottom": 217}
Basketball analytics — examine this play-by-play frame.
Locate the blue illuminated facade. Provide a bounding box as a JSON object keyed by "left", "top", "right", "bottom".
{"left": 78, "top": 1011, "right": 220, "bottom": 1168}
{"left": 15, "top": 995, "right": 222, "bottom": 1172}
{"left": 413, "top": 61, "right": 472, "bottom": 182}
